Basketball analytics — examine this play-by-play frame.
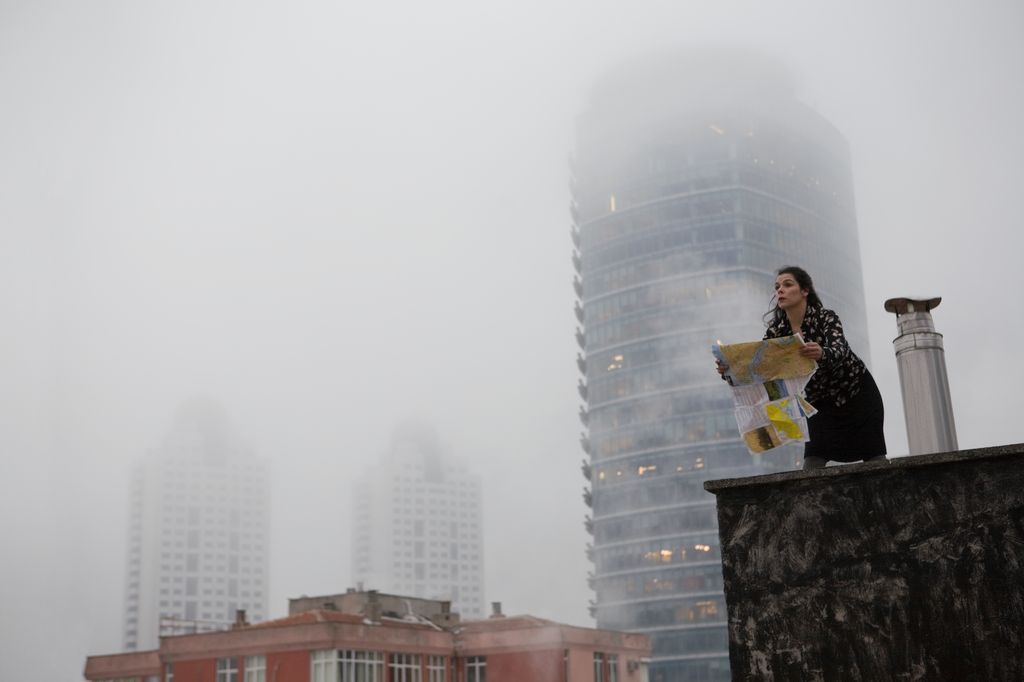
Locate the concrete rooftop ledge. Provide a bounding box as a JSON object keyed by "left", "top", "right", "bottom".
{"left": 704, "top": 442, "right": 1024, "bottom": 495}
{"left": 704, "top": 441, "right": 1024, "bottom": 681}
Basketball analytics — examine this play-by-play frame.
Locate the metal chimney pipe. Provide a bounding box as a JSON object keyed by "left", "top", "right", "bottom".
{"left": 884, "top": 297, "right": 958, "bottom": 455}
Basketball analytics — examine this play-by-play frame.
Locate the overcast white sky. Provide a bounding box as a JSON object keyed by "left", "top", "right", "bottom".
{"left": 2, "top": 0, "right": 1022, "bottom": 678}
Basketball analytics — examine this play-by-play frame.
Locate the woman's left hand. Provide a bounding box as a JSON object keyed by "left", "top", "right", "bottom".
{"left": 799, "top": 342, "right": 824, "bottom": 361}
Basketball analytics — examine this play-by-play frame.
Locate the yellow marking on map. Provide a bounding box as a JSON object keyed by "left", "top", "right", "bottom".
{"left": 766, "top": 401, "right": 803, "bottom": 439}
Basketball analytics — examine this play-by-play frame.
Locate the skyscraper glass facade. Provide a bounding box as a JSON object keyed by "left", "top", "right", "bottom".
{"left": 573, "top": 59, "right": 870, "bottom": 681}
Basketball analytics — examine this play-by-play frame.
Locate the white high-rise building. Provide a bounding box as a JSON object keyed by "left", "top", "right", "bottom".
{"left": 351, "top": 424, "right": 485, "bottom": 620}
{"left": 123, "top": 400, "right": 270, "bottom": 651}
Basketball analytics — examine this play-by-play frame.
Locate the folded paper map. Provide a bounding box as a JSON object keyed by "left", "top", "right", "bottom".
{"left": 712, "top": 335, "right": 818, "bottom": 454}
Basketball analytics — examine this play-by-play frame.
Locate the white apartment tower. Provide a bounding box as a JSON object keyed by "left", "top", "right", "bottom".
{"left": 352, "top": 424, "right": 485, "bottom": 620}
{"left": 123, "top": 400, "right": 270, "bottom": 650}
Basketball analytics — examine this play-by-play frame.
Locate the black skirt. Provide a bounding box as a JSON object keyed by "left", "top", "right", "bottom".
{"left": 804, "top": 370, "right": 886, "bottom": 463}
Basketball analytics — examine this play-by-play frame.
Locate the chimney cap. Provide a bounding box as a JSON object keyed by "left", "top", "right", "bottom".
{"left": 884, "top": 297, "right": 942, "bottom": 315}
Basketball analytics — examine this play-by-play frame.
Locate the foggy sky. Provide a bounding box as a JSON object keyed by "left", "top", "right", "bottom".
{"left": 2, "top": 0, "right": 1023, "bottom": 678}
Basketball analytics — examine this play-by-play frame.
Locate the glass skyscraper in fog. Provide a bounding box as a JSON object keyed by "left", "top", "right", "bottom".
{"left": 573, "top": 55, "right": 870, "bottom": 681}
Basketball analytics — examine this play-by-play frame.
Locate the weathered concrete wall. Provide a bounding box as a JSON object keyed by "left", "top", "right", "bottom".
{"left": 704, "top": 444, "right": 1024, "bottom": 682}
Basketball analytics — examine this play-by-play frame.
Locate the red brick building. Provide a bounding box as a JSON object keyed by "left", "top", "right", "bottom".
{"left": 85, "top": 591, "right": 650, "bottom": 682}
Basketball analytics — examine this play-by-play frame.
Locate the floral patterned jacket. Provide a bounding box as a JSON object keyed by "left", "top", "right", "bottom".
{"left": 764, "top": 305, "right": 866, "bottom": 407}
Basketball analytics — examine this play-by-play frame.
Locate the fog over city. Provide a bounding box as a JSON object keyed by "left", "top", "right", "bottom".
{"left": 2, "top": 0, "right": 1022, "bottom": 677}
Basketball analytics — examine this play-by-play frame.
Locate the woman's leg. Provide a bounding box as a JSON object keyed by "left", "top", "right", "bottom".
{"left": 803, "top": 455, "right": 828, "bottom": 470}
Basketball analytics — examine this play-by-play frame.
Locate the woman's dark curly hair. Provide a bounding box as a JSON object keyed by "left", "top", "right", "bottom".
{"left": 763, "top": 265, "right": 824, "bottom": 327}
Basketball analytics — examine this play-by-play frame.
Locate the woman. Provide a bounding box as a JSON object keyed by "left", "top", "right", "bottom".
{"left": 719, "top": 266, "right": 887, "bottom": 469}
